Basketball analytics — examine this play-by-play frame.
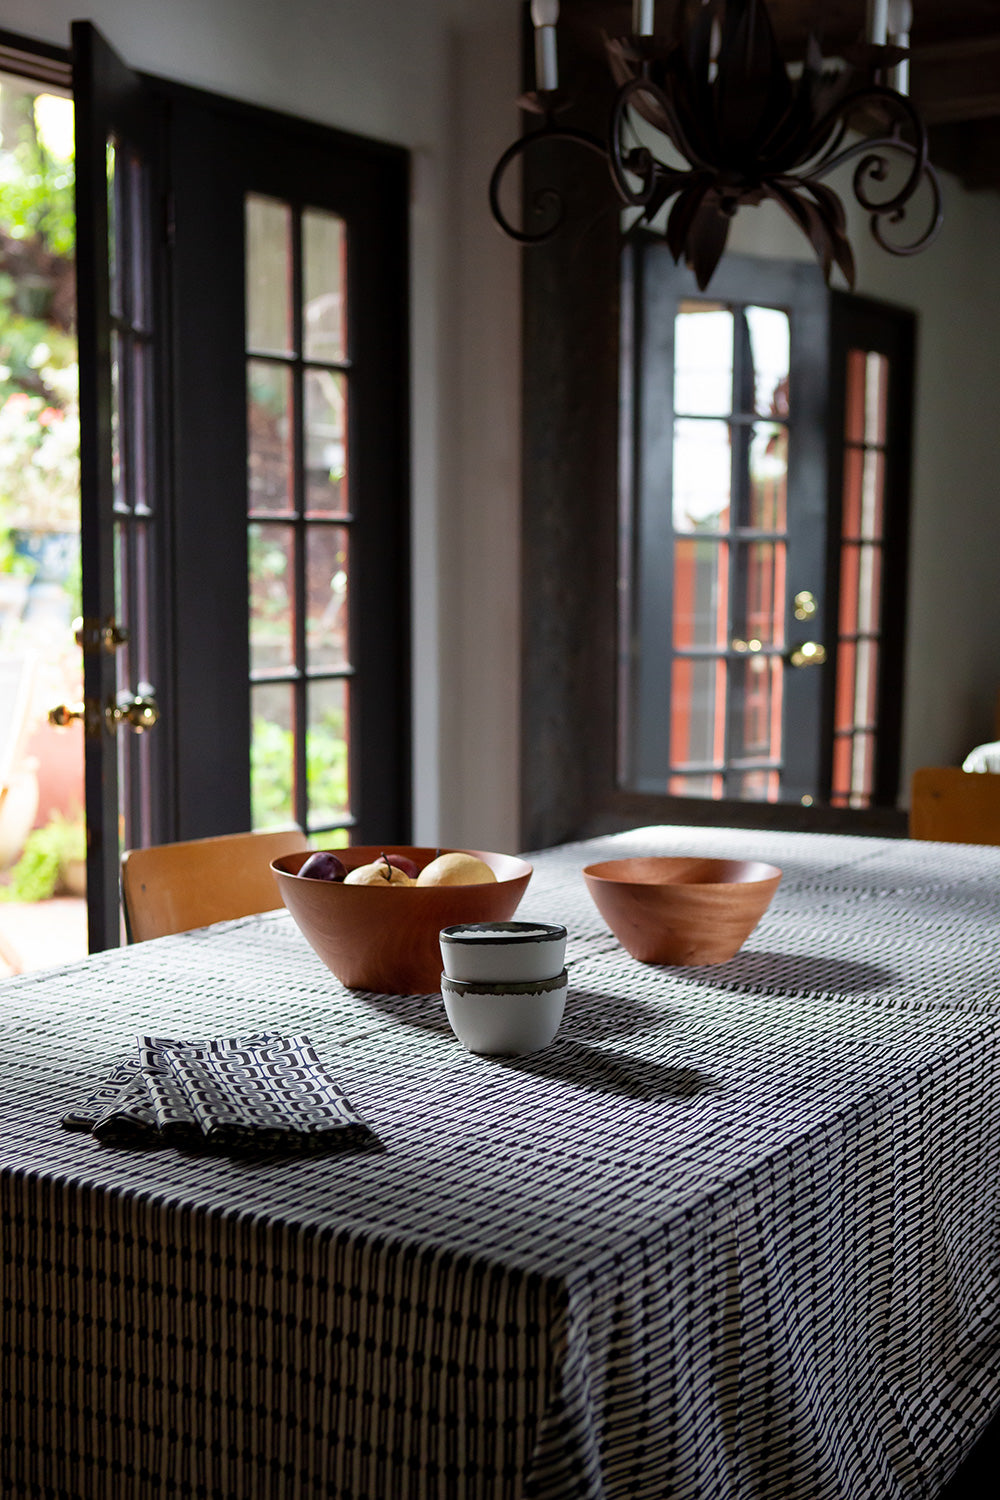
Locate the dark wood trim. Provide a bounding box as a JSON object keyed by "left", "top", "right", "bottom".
{"left": 0, "top": 27, "right": 71, "bottom": 90}
{"left": 519, "top": 20, "right": 622, "bottom": 852}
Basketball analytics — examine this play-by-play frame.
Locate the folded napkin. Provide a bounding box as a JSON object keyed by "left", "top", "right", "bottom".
{"left": 62, "top": 1034, "right": 379, "bottom": 1158}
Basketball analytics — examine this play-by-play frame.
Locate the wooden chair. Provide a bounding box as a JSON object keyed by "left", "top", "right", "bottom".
{"left": 121, "top": 827, "right": 310, "bottom": 941}
{"left": 909, "top": 767, "right": 1000, "bottom": 846}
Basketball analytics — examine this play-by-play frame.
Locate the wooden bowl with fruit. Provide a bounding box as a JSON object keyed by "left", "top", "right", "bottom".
{"left": 271, "top": 845, "right": 533, "bottom": 995}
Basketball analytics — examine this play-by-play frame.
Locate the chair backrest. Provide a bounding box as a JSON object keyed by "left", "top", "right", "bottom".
{"left": 909, "top": 767, "right": 1000, "bottom": 845}
{"left": 121, "top": 827, "right": 310, "bottom": 941}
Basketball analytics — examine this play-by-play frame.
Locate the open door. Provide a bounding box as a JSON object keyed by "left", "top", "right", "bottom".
{"left": 70, "top": 21, "right": 170, "bottom": 950}
{"left": 69, "top": 24, "right": 410, "bottom": 952}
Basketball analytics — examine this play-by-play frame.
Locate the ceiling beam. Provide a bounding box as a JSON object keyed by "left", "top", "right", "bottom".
{"left": 912, "top": 37, "right": 1000, "bottom": 124}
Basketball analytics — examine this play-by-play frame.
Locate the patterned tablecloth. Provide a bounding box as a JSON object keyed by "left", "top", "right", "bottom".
{"left": 2, "top": 825, "right": 1000, "bottom": 1500}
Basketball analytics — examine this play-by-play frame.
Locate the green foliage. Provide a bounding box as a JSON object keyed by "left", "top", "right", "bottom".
{"left": 1, "top": 810, "right": 85, "bottom": 902}
{"left": 251, "top": 713, "right": 349, "bottom": 831}
{"left": 0, "top": 97, "right": 75, "bottom": 259}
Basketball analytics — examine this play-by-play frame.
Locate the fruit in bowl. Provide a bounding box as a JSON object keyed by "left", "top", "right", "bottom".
{"left": 271, "top": 845, "right": 532, "bottom": 994}
{"left": 344, "top": 854, "right": 414, "bottom": 886}
{"left": 297, "top": 850, "right": 347, "bottom": 883}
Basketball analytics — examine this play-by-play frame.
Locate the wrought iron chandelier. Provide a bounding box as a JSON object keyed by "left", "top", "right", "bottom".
{"left": 489, "top": 0, "right": 943, "bottom": 289}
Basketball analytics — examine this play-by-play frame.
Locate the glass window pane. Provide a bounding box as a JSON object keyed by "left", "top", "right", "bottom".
{"left": 249, "top": 522, "right": 294, "bottom": 672}
{"left": 306, "top": 526, "right": 350, "bottom": 670}
{"left": 731, "top": 769, "right": 779, "bottom": 802}
{"left": 831, "top": 734, "right": 853, "bottom": 802}
{"left": 748, "top": 422, "right": 787, "bottom": 530}
{"left": 673, "top": 419, "right": 731, "bottom": 532}
{"left": 670, "top": 656, "right": 725, "bottom": 766}
{"left": 303, "top": 209, "right": 346, "bottom": 363}
{"left": 245, "top": 195, "right": 292, "bottom": 355}
{"left": 111, "top": 330, "right": 125, "bottom": 511}
{"left": 745, "top": 307, "right": 789, "bottom": 418}
{"left": 850, "top": 731, "right": 876, "bottom": 805}
{"left": 730, "top": 655, "right": 781, "bottom": 760}
{"left": 859, "top": 449, "right": 885, "bottom": 540}
{"left": 854, "top": 638, "right": 879, "bottom": 728}
{"left": 835, "top": 641, "right": 856, "bottom": 733}
{"left": 672, "top": 537, "right": 728, "bottom": 649}
{"left": 251, "top": 682, "right": 296, "bottom": 829}
{"left": 106, "top": 139, "right": 120, "bottom": 320}
{"left": 131, "top": 518, "right": 152, "bottom": 685}
{"left": 248, "top": 360, "right": 294, "bottom": 515}
{"left": 304, "top": 370, "right": 348, "bottom": 515}
{"left": 667, "top": 772, "right": 722, "bottom": 799}
{"left": 737, "top": 540, "right": 785, "bottom": 646}
{"left": 127, "top": 151, "right": 149, "bottom": 332}
{"left": 132, "top": 339, "right": 151, "bottom": 512}
{"left": 307, "top": 678, "right": 350, "bottom": 828}
{"left": 841, "top": 447, "right": 863, "bottom": 536}
{"left": 864, "top": 352, "right": 888, "bottom": 445}
{"left": 844, "top": 349, "right": 867, "bottom": 444}
{"left": 856, "top": 543, "right": 882, "bottom": 636}
{"left": 674, "top": 303, "right": 732, "bottom": 416}
{"left": 839, "top": 543, "right": 861, "bottom": 636}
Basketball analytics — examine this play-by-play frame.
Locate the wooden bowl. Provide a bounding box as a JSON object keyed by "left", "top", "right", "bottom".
{"left": 272, "top": 846, "right": 533, "bottom": 994}
{"left": 582, "top": 856, "right": 782, "bottom": 966}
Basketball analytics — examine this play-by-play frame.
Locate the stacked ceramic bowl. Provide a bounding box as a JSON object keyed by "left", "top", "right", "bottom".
{"left": 439, "top": 921, "right": 568, "bottom": 1056}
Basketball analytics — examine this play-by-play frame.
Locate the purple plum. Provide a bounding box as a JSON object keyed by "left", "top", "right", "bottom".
{"left": 298, "top": 850, "right": 347, "bottom": 882}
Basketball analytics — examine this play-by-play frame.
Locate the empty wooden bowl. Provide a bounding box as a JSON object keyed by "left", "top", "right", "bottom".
{"left": 271, "top": 846, "right": 533, "bottom": 994}
{"left": 582, "top": 856, "right": 782, "bottom": 966}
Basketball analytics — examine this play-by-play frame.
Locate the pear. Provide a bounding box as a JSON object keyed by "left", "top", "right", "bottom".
{"left": 344, "top": 853, "right": 414, "bottom": 886}
{"left": 416, "top": 851, "right": 497, "bottom": 887}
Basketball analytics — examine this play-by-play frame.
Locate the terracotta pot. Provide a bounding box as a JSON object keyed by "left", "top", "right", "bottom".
{"left": 272, "top": 846, "right": 533, "bottom": 994}
{"left": 583, "top": 855, "right": 782, "bottom": 966}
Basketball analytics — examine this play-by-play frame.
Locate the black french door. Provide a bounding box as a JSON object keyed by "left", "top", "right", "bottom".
{"left": 73, "top": 23, "right": 410, "bottom": 950}
{"left": 619, "top": 240, "right": 914, "bottom": 814}
{"left": 73, "top": 22, "right": 171, "bottom": 951}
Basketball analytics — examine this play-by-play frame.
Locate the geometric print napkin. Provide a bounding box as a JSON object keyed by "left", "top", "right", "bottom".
{"left": 61, "top": 1034, "right": 380, "bottom": 1158}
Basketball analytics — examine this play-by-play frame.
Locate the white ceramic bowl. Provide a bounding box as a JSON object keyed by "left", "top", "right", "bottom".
{"left": 440, "top": 970, "right": 568, "bottom": 1056}
{"left": 439, "top": 920, "right": 567, "bottom": 983}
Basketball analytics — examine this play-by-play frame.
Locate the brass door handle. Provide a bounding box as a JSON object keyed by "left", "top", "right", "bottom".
{"left": 48, "top": 701, "right": 86, "bottom": 728}
{"left": 109, "top": 687, "right": 160, "bottom": 733}
{"left": 787, "top": 641, "right": 827, "bottom": 668}
{"left": 48, "top": 688, "right": 160, "bottom": 736}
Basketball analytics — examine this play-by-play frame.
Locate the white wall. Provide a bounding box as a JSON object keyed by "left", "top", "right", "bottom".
{"left": 5, "top": 0, "right": 525, "bottom": 850}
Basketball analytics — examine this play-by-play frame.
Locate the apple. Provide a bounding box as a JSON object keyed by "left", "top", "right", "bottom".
{"left": 344, "top": 854, "right": 414, "bottom": 886}
{"left": 384, "top": 852, "right": 420, "bottom": 880}
{"left": 298, "top": 850, "right": 347, "bottom": 882}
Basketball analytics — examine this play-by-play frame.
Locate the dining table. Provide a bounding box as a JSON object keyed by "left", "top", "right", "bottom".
{"left": 2, "top": 823, "right": 999, "bottom": 1500}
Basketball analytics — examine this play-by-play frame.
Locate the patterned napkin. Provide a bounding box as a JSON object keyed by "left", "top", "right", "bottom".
{"left": 62, "top": 1034, "right": 379, "bottom": 1158}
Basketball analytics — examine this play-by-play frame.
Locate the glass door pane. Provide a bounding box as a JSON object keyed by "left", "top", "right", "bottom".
{"left": 246, "top": 193, "right": 352, "bottom": 841}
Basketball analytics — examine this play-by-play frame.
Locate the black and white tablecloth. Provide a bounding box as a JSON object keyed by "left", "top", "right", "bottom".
{"left": 2, "top": 825, "right": 999, "bottom": 1499}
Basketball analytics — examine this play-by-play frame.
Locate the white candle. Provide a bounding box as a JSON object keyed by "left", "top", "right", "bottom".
{"left": 633, "top": 0, "right": 655, "bottom": 36}
{"left": 531, "top": 0, "right": 560, "bottom": 91}
{"left": 866, "top": 0, "right": 889, "bottom": 46}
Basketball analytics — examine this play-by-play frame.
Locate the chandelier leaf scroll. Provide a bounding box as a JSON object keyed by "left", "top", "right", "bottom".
{"left": 489, "top": 0, "right": 943, "bottom": 290}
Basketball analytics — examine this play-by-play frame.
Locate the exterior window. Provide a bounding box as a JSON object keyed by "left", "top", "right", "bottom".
{"left": 246, "top": 195, "right": 351, "bottom": 839}
{"left": 831, "top": 350, "right": 888, "bottom": 808}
